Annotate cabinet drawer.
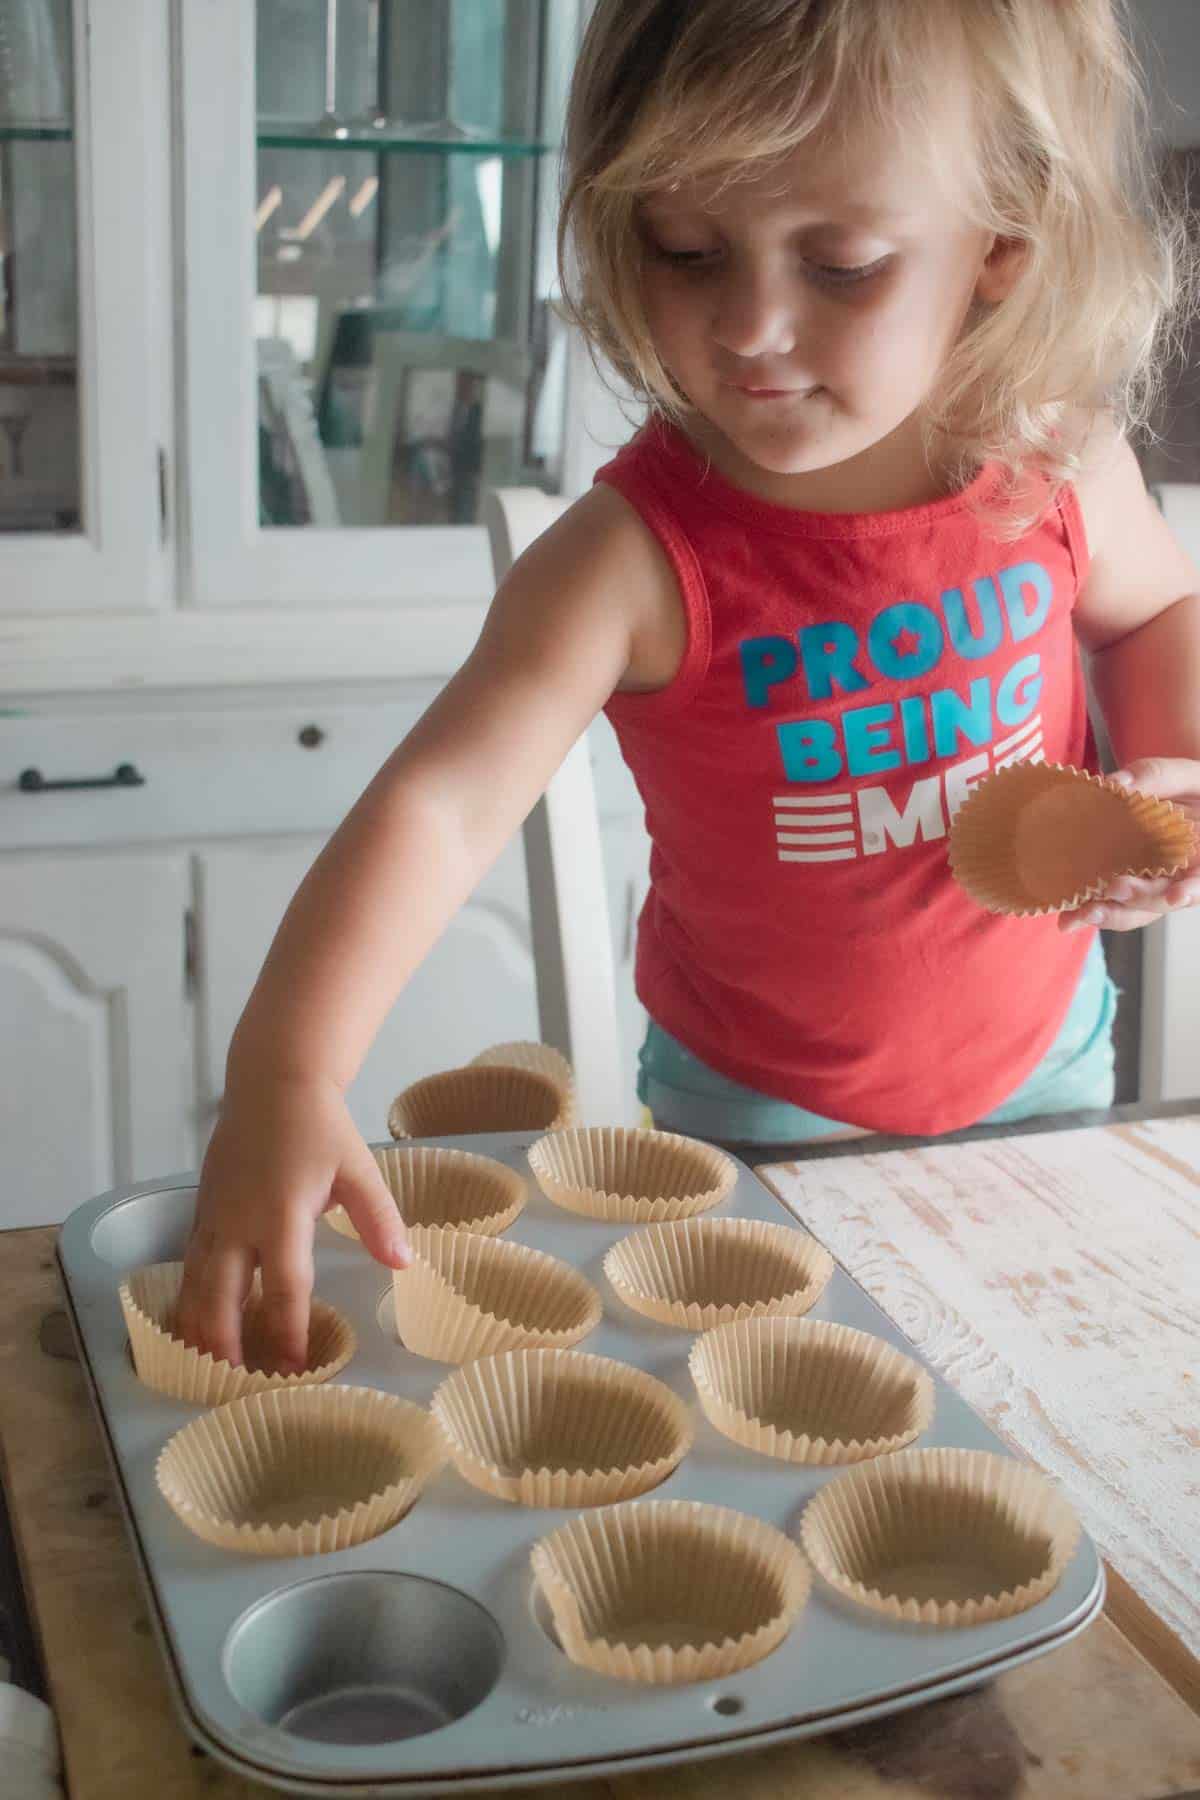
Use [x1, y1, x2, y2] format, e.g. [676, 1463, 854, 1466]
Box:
[0, 693, 438, 850]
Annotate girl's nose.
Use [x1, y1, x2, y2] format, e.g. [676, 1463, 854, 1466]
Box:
[708, 261, 799, 360]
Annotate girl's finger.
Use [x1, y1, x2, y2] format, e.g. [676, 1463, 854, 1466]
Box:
[256, 1217, 317, 1375]
[1110, 758, 1200, 801]
[333, 1138, 412, 1272]
[176, 1240, 255, 1368]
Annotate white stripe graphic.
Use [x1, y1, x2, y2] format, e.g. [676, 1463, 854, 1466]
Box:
[995, 729, 1045, 769]
[772, 792, 851, 807]
[993, 715, 1043, 757]
[775, 829, 857, 846]
[771, 810, 854, 828]
[778, 847, 857, 862]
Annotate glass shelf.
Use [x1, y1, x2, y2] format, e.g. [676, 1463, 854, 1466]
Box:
[0, 124, 71, 143]
[257, 120, 552, 155]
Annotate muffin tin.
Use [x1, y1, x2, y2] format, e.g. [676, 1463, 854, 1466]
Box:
[57, 1131, 1104, 1796]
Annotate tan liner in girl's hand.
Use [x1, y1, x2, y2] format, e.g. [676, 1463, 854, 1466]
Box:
[471, 1041, 577, 1126]
[800, 1447, 1081, 1626]
[387, 1064, 570, 1140]
[690, 1317, 934, 1465]
[949, 761, 1196, 915]
[120, 1261, 355, 1405]
[392, 1225, 602, 1363]
[605, 1218, 834, 1331]
[531, 1499, 811, 1685]
[324, 1144, 526, 1243]
[156, 1384, 445, 1557]
[431, 1348, 692, 1507]
[527, 1126, 737, 1224]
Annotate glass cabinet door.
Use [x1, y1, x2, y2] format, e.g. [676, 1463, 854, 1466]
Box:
[182, 0, 587, 611]
[0, 0, 170, 616]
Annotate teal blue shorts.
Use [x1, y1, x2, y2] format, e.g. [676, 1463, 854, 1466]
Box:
[638, 935, 1117, 1145]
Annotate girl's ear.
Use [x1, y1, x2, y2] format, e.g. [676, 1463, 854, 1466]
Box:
[975, 235, 1026, 304]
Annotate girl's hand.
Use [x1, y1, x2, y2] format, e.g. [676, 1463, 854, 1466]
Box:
[1059, 757, 1200, 933]
[174, 1072, 411, 1374]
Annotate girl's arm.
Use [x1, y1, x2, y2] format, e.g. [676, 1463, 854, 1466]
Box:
[176, 484, 683, 1370]
[1068, 429, 1200, 932]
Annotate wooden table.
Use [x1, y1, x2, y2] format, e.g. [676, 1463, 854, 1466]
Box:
[1, 1115, 1200, 1797]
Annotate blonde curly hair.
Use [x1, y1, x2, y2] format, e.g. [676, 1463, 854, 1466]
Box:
[558, 0, 1194, 519]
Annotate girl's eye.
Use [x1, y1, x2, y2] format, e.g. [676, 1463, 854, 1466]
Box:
[651, 245, 717, 269]
[806, 256, 890, 287]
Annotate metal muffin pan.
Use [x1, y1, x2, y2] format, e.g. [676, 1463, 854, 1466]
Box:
[57, 1131, 1104, 1796]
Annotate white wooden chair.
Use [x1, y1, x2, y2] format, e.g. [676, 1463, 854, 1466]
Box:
[483, 487, 629, 1126]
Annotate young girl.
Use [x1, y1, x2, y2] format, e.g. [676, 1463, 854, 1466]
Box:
[179, 0, 1200, 1372]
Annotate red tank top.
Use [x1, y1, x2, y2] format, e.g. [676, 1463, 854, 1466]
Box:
[597, 419, 1097, 1135]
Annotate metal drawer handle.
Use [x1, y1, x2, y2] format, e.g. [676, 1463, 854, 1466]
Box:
[17, 761, 147, 794]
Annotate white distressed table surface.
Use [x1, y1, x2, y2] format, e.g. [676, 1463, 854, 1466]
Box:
[758, 1114, 1200, 1712]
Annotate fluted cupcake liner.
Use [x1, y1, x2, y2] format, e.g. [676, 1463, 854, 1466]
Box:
[120, 1261, 355, 1405]
[387, 1064, 570, 1140]
[689, 1317, 934, 1465]
[949, 761, 1196, 916]
[155, 1384, 445, 1557]
[605, 1218, 834, 1331]
[324, 1144, 526, 1243]
[531, 1499, 811, 1684]
[800, 1447, 1081, 1626]
[431, 1348, 692, 1507]
[528, 1126, 737, 1224]
[392, 1225, 602, 1363]
[471, 1041, 577, 1126]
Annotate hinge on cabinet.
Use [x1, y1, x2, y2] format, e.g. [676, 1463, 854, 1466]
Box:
[157, 446, 169, 544]
[183, 908, 198, 999]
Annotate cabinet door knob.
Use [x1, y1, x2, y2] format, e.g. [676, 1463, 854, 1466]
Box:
[298, 724, 325, 749]
[17, 762, 147, 793]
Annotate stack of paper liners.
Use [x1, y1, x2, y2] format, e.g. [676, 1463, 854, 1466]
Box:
[800, 1447, 1081, 1626]
[120, 1261, 355, 1405]
[393, 1225, 602, 1362]
[432, 1348, 692, 1506]
[528, 1126, 737, 1224]
[387, 1063, 570, 1139]
[605, 1218, 834, 1330]
[532, 1500, 811, 1685]
[325, 1143, 525, 1243]
[470, 1040, 577, 1126]
[690, 1317, 934, 1465]
[156, 1385, 444, 1557]
[949, 762, 1196, 914]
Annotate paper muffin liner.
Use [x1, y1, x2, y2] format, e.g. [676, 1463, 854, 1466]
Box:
[949, 761, 1196, 915]
[155, 1384, 445, 1557]
[604, 1218, 834, 1331]
[431, 1348, 693, 1507]
[527, 1127, 737, 1224]
[689, 1317, 934, 1465]
[799, 1447, 1082, 1626]
[387, 1064, 570, 1140]
[531, 1499, 811, 1685]
[392, 1225, 602, 1363]
[471, 1041, 577, 1126]
[324, 1144, 526, 1243]
[119, 1262, 355, 1405]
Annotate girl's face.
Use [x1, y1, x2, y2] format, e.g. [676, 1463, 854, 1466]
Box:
[637, 113, 1010, 508]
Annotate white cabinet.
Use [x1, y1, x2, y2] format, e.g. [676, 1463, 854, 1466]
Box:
[0, 848, 191, 1226]
[196, 835, 540, 1153]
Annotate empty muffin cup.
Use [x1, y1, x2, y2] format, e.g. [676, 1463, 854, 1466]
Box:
[120, 1261, 355, 1405]
[156, 1384, 445, 1557]
[431, 1348, 693, 1507]
[527, 1126, 737, 1224]
[471, 1041, 577, 1126]
[531, 1499, 811, 1685]
[605, 1218, 834, 1331]
[690, 1317, 934, 1465]
[392, 1226, 602, 1363]
[949, 761, 1196, 915]
[324, 1144, 526, 1243]
[800, 1447, 1082, 1626]
[387, 1065, 570, 1140]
